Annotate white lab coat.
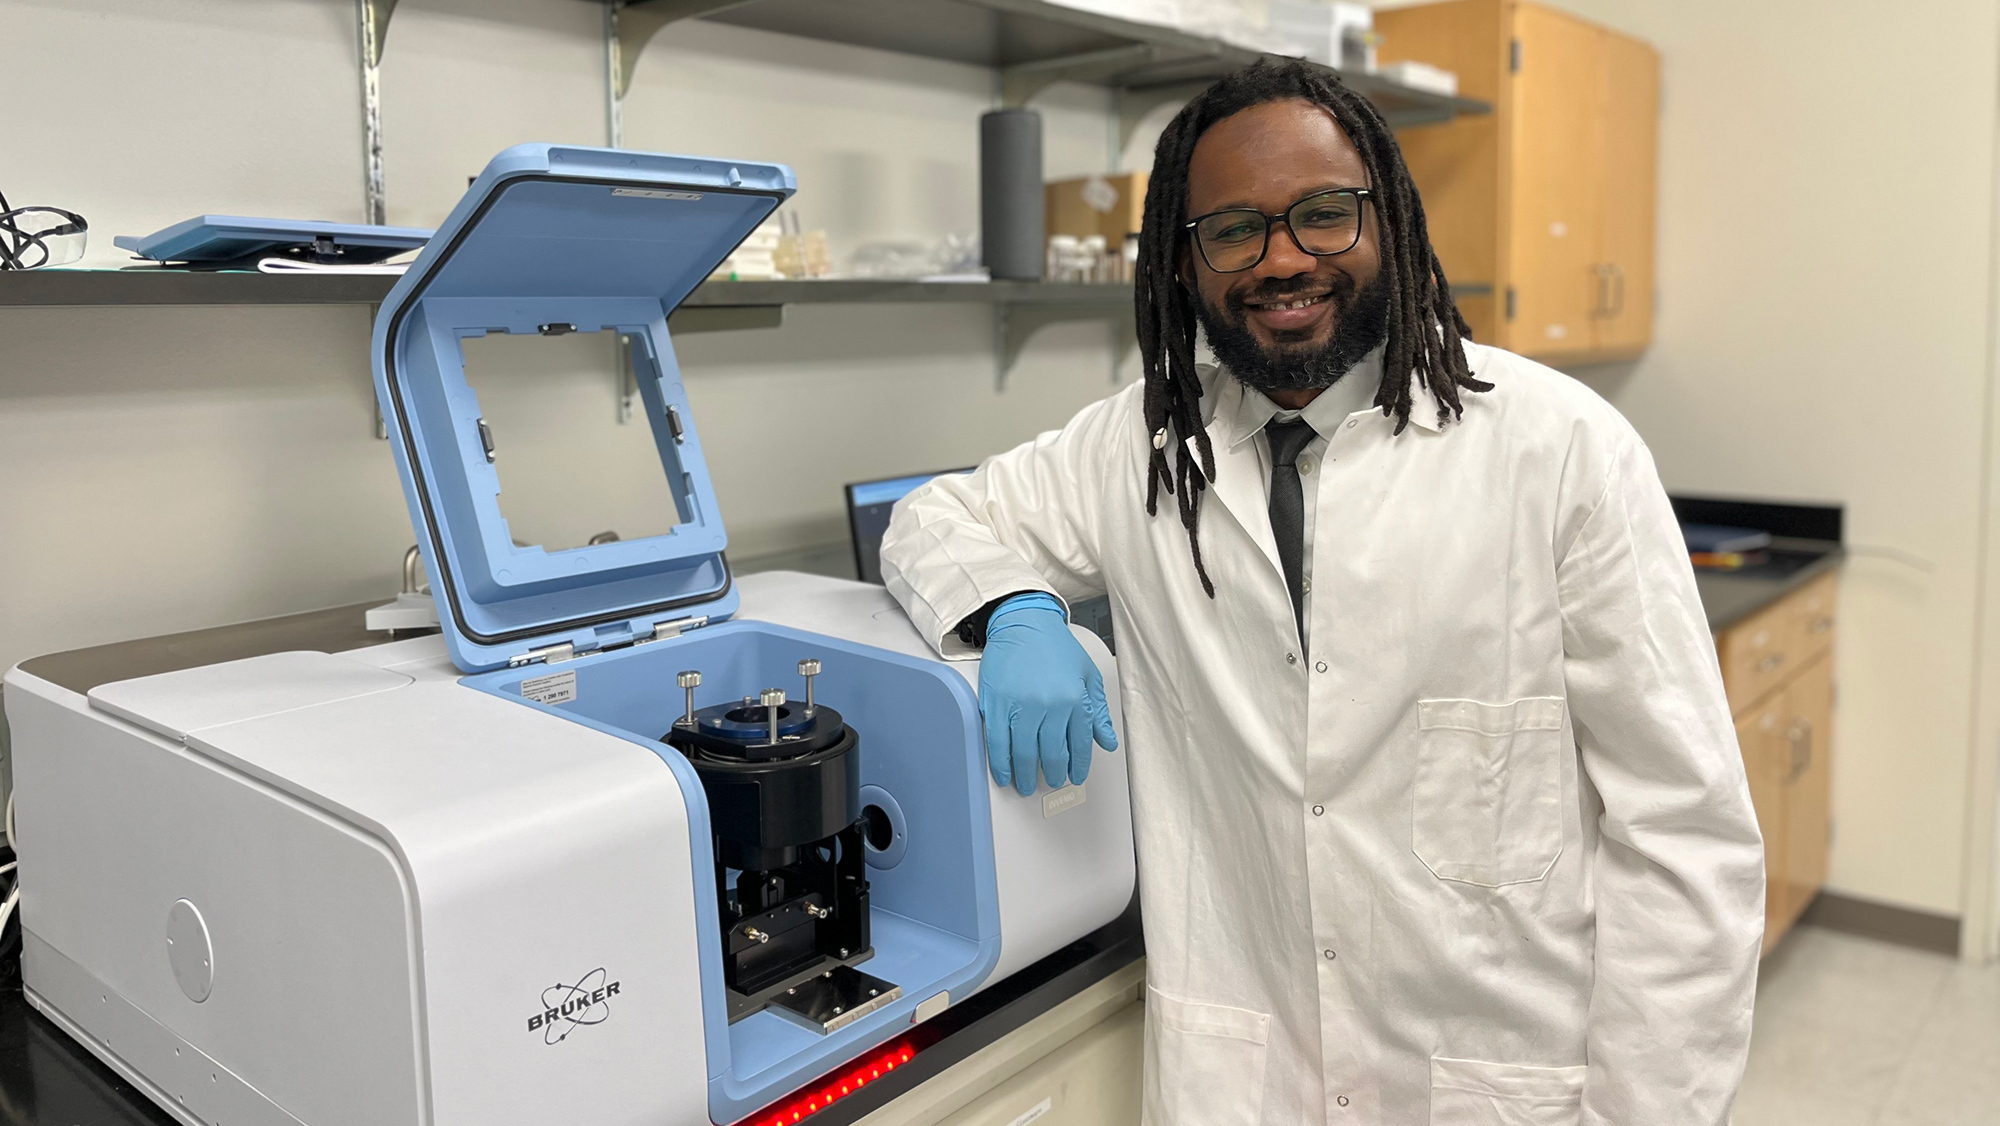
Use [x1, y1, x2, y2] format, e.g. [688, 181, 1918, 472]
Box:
[879, 342, 1764, 1126]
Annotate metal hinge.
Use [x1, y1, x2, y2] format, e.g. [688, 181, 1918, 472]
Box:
[508, 614, 709, 667]
[1510, 38, 1521, 73]
[1505, 286, 1518, 320]
[509, 641, 576, 668]
[641, 615, 710, 643]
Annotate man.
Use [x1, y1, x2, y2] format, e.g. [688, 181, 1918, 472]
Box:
[880, 60, 1763, 1125]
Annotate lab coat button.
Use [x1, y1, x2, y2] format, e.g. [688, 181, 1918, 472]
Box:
[1323, 949, 1336, 960]
[1287, 653, 1298, 665]
[1345, 419, 1358, 429]
[1338, 1096, 1350, 1107]
[1315, 661, 1327, 672]
[1313, 805, 1325, 816]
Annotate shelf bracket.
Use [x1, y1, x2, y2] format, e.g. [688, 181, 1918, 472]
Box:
[1115, 80, 1210, 155]
[611, 0, 763, 102]
[995, 303, 1136, 390]
[1000, 43, 1163, 107]
[616, 332, 637, 423]
[356, 0, 397, 225]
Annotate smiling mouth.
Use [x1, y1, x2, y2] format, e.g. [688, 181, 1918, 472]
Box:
[1244, 293, 1331, 311]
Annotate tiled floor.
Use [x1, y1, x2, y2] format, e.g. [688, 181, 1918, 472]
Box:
[1733, 927, 2000, 1125]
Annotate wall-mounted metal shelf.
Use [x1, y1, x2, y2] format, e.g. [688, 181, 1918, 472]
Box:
[360, 0, 1491, 154]
[0, 270, 1123, 310]
[3, 268, 1493, 389]
[0, 271, 1133, 382]
[603, 0, 1489, 150]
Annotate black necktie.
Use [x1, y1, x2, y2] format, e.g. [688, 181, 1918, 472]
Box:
[1265, 417, 1317, 643]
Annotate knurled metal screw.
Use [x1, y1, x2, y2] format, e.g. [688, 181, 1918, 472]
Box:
[798, 658, 821, 714]
[677, 670, 701, 726]
[760, 688, 786, 742]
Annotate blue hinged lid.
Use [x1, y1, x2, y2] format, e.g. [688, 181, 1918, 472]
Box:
[370, 143, 795, 673]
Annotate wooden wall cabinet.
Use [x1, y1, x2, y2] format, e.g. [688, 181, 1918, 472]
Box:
[1714, 572, 1839, 953]
[1374, 0, 1658, 364]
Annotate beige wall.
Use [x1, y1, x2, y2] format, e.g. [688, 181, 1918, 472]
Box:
[1373, 0, 2000, 918]
[11, 0, 1999, 927]
[0, 0, 1131, 684]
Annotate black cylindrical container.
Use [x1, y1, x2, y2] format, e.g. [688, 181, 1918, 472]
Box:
[980, 108, 1044, 281]
[667, 705, 860, 872]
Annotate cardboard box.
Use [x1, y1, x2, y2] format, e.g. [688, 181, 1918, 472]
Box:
[1047, 172, 1150, 245]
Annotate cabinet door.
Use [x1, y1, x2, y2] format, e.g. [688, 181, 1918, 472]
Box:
[1781, 655, 1834, 934]
[1507, 3, 1604, 359]
[1373, 0, 1510, 342]
[1734, 696, 1789, 953]
[1592, 31, 1658, 356]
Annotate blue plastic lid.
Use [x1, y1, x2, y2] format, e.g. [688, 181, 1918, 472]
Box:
[115, 215, 434, 263]
[370, 143, 796, 672]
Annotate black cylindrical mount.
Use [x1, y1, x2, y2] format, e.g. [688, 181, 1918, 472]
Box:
[667, 706, 860, 872]
[981, 108, 1044, 281]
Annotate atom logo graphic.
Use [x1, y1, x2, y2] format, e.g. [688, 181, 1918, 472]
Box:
[527, 968, 621, 1044]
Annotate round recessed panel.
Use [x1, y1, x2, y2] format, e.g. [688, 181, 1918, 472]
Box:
[166, 899, 214, 1003]
[858, 784, 909, 870]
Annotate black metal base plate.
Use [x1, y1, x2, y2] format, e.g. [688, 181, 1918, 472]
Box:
[767, 964, 902, 1036]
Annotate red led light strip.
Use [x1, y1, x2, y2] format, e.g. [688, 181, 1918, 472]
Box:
[746, 1040, 919, 1126]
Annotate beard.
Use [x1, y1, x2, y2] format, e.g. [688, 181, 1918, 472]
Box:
[1195, 272, 1391, 395]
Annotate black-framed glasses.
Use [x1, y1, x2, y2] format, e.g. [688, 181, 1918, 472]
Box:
[1184, 187, 1372, 274]
[0, 189, 89, 271]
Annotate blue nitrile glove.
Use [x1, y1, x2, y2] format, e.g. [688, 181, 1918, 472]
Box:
[979, 592, 1119, 795]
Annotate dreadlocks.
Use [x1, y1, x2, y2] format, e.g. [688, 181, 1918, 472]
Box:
[1135, 57, 1490, 597]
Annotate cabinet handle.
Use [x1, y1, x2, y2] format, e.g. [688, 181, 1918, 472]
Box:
[1787, 719, 1813, 781]
[1592, 264, 1615, 317]
[1609, 263, 1626, 318]
[1755, 654, 1786, 673]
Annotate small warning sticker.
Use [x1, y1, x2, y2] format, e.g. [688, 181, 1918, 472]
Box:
[1005, 1097, 1053, 1126]
[1042, 783, 1087, 819]
[521, 669, 577, 705]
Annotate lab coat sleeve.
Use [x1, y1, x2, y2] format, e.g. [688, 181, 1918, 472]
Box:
[1555, 434, 1764, 1126]
[878, 388, 1132, 659]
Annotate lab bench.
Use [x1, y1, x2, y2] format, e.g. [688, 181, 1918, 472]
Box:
[1677, 494, 1845, 956]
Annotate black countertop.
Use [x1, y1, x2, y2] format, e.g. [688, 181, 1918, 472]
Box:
[1693, 539, 1844, 633]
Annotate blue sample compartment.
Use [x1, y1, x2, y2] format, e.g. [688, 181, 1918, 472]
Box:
[469, 625, 998, 1115]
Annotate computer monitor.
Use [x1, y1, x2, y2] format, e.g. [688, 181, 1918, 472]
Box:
[844, 468, 973, 585]
[843, 467, 1116, 654]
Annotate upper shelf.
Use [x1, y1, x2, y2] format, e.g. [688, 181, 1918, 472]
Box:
[617, 0, 1489, 128]
[0, 270, 1491, 310]
[0, 271, 1136, 310]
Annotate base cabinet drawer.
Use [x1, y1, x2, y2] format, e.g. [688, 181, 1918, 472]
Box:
[1719, 600, 1796, 713]
[1717, 572, 1838, 955]
[938, 1002, 1142, 1126]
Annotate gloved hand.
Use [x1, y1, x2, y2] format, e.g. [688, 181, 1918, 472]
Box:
[978, 592, 1118, 795]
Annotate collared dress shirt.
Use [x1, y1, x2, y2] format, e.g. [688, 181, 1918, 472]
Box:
[1230, 348, 1388, 654]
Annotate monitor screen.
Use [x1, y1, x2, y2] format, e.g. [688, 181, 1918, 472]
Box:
[845, 468, 973, 585]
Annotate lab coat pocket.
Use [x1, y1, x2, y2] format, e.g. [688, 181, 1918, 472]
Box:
[1428, 1056, 1586, 1126]
[1143, 987, 1270, 1126]
[1412, 697, 1566, 886]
